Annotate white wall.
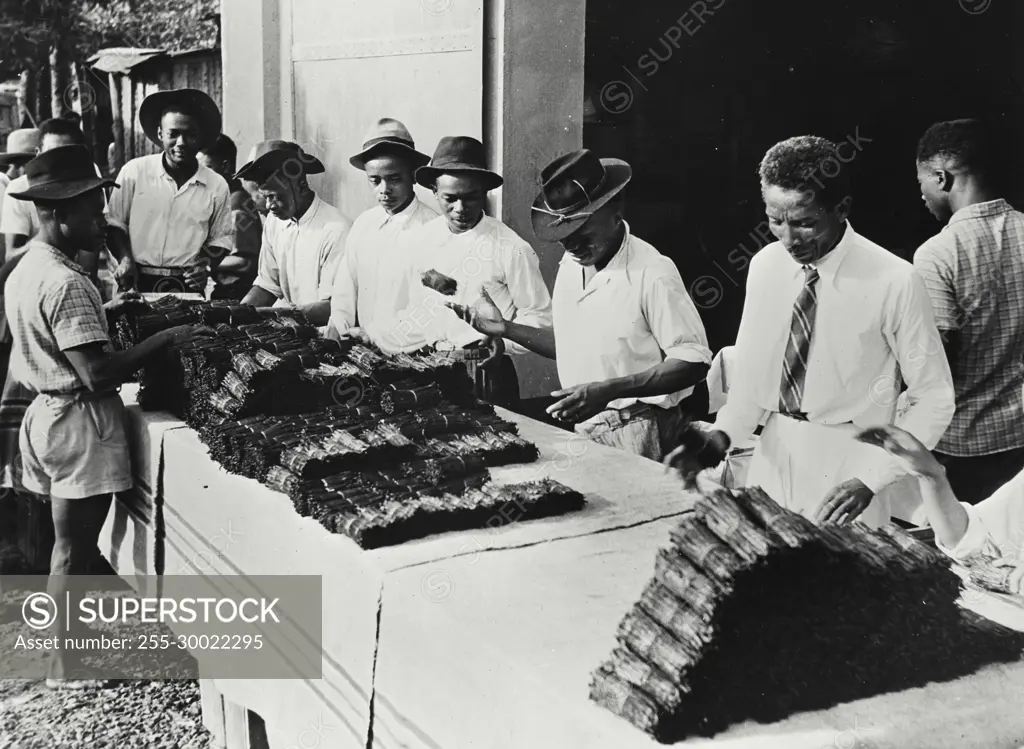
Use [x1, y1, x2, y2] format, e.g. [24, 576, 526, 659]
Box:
[220, 0, 588, 399]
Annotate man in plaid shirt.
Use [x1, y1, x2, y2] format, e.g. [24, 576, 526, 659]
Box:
[5, 145, 213, 688]
[914, 119, 1024, 504]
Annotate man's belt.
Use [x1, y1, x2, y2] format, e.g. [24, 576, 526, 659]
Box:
[136, 264, 187, 277]
[432, 346, 491, 362]
[39, 389, 120, 402]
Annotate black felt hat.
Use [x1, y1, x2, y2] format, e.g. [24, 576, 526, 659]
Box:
[139, 88, 222, 148]
[414, 136, 502, 191]
[7, 145, 117, 203]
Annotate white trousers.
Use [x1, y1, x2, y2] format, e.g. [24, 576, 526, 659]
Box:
[745, 413, 892, 528]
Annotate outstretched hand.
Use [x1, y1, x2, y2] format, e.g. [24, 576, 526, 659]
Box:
[445, 286, 507, 338]
[854, 425, 945, 480]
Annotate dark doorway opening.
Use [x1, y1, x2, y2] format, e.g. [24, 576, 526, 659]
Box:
[584, 0, 1019, 352]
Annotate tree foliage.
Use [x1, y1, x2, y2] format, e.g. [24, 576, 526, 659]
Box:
[0, 0, 220, 79]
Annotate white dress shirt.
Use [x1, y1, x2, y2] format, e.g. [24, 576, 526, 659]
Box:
[553, 223, 712, 410]
[400, 215, 553, 354]
[255, 194, 350, 308]
[105, 153, 232, 268]
[937, 469, 1024, 562]
[715, 223, 955, 493]
[328, 197, 438, 350]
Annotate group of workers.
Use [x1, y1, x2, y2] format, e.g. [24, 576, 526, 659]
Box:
[1, 87, 1023, 687]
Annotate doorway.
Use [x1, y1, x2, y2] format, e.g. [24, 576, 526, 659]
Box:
[584, 0, 1019, 351]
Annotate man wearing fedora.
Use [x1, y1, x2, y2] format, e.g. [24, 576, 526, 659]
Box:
[401, 135, 552, 408]
[238, 140, 350, 327]
[5, 145, 213, 687]
[328, 118, 438, 350]
[105, 88, 233, 294]
[448, 149, 712, 461]
[0, 129, 41, 228]
[0, 128, 41, 377]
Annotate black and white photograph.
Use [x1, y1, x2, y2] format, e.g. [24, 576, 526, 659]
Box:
[0, 0, 1023, 747]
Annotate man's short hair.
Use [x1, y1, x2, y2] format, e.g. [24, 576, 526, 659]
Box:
[759, 135, 851, 209]
[38, 117, 86, 146]
[917, 119, 999, 181]
[200, 133, 237, 170]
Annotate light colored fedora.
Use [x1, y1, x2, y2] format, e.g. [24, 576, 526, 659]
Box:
[349, 118, 431, 171]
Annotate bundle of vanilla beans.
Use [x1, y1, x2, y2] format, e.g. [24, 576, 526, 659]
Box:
[590, 486, 1024, 742]
[110, 300, 587, 547]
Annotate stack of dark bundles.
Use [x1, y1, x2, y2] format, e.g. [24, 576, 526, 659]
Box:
[299, 476, 586, 549]
[590, 486, 1024, 742]
[114, 300, 588, 548]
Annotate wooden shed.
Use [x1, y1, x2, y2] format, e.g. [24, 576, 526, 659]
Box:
[87, 46, 222, 174]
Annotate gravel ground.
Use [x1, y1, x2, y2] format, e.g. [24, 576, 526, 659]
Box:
[0, 557, 214, 749]
[0, 678, 212, 749]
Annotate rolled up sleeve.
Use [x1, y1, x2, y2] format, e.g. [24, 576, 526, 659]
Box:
[937, 471, 1024, 560]
[254, 224, 283, 299]
[501, 239, 553, 355]
[47, 283, 108, 351]
[104, 163, 134, 233]
[644, 263, 713, 366]
[205, 182, 234, 253]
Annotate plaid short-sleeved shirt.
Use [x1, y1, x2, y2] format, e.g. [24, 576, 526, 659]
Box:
[913, 199, 1024, 456]
[5, 242, 110, 394]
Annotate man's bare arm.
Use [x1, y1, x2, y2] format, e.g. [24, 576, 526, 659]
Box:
[63, 325, 213, 392]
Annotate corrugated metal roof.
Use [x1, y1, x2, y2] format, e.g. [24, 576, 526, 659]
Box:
[88, 48, 165, 75]
[88, 46, 221, 75]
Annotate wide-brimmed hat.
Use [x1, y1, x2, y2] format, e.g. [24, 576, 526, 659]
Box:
[531, 149, 632, 241]
[139, 88, 222, 148]
[349, 118, 431, 171]
[7, 145, 117, 203]
[415, 136, 502, 191]
[0, 129, 41, 168]
[233, 140, 325, 184]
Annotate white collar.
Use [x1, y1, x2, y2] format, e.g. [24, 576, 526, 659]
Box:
[378, 196, 420, 229]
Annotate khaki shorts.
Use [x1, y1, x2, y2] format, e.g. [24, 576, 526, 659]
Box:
[19, 392, 133, 499]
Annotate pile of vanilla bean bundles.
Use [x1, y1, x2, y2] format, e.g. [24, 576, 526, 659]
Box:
[590, 487, 1024, 742]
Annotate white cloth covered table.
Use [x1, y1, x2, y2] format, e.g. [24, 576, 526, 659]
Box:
[101, 388, 1024, 749]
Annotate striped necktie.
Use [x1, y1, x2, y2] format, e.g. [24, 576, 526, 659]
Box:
[779, 265, 820, 416]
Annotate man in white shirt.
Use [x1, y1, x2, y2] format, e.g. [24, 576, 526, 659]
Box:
[0, 128, 41, 254]
[0, 128, 41, 379]
[105, 88, 232, 294]
[401, 136, 552, 408]
[328, 118, 437, 349]
[238, 140, 350, 326]
[448, 149, 712, 461]
[666, 136, 955, 527]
